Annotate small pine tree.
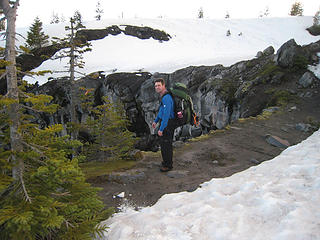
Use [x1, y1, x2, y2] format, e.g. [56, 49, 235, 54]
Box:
[25, 17, 49, 49]
[290, 2, 304, 16]
[95, 0, 104, 21]
[0, 19, 5, 31]
[73, 10, 84, 29]
[198, 7, 204, 19]
[226, 29, 231, 36]
[51, 17, 92, 140]
[225, 12, 230, 19]
[80, 89, 137, 162]
[313, 8, 320, 26]
[50, 12, 60, 24]
[0, 83, 112, 239]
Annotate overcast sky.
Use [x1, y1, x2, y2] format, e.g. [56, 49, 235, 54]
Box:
[17, 0, 319, 28]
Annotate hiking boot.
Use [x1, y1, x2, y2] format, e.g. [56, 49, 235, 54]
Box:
[160, 166, 173, 172]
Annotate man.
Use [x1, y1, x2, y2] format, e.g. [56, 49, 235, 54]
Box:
[152, 78, 176, 172]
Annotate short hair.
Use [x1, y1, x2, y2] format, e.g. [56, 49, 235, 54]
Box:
[154, 78, 165, 85]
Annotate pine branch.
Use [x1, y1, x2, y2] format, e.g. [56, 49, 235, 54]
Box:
[19, 168, 31, 203]
[65, 220, 75, 229]
[0, 70, 7, 80]
[51, 191, 71, 197]
[18, 89, 31, 98]
[21, 104, 43, 113]
[21, 140, 46, 157]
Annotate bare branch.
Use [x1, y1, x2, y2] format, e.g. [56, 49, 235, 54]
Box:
[51, 191, 71, 197]
[0, 70, 7, 80]
[21, 140, 46, 156]
[21, 104, 42, 113]
[19, 169, 31, 203]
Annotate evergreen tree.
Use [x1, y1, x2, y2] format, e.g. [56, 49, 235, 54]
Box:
[198, 7, 204, 19]
[73, 10, 84, 29]
[50, 12, 60, 24]
[0, 2, 111, 238]
[80, 88, 137, 161]
[290, 2, 303, 16]
[51, 17, 91, 140]
[313, 8, 320, 26]
[0, 19, 5, 31]
[0, 87, 112, 239]
[225, 12, 230, 19]
[26, 17, 49, 49]
[95, 0, 104, 21]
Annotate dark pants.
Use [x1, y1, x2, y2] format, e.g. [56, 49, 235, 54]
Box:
[160, 119, 176, 168]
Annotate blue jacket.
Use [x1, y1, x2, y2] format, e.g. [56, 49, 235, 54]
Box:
[154, 93, 175, 132]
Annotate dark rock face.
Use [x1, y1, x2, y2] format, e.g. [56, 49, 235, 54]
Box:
[276, 39, 302, 68]
[3, 38, 319, 151]
[76, 24, 171, 42]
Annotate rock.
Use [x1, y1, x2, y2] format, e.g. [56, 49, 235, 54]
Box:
[262, 107, 280, 113]
[250, 158, 260, 164]
[256, 51, 263, 58]
[108, 169, 147, 183]
[166, 170, 189, 178]
[295, 123, 312, 132]
[298, 71, 316, 88]
[276, 39, 301, 68]
[263, 46, 275, 56]
[265, 134, 290, 148]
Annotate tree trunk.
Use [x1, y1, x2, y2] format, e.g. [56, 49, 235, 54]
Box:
[0, 0, 22, 180]
[69, 18, 78, 140]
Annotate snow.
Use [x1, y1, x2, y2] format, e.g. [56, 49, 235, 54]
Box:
[102, 129, 320, 240]
[14, 16, 319, 85]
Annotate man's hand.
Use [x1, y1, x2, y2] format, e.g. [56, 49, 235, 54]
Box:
[158, 130, 163, 136]
[152, 122, 157, 129]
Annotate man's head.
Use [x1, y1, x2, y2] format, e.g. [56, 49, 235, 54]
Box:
[154, 78, 167, 96]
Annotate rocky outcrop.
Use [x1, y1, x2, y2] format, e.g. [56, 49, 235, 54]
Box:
[76, 25, 171, 42]
[19, 39, 320, 151]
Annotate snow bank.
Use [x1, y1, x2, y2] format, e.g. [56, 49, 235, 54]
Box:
[102, 129, 320, 240]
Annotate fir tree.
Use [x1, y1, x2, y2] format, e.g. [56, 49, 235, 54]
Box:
[73, 10, 84, 29]
[0, 88, 112, 239]
[95, 0, 104, 21]
[290, 2, 303, 16]
[50, 12, 60, 24]
[0, 2, 111, 237]
[51, 17, 92, 140]
[26, 17, 49, 49]
[80, 88, 137, 162]
[313, 8, 320, 26]
[198, 7, 204, 19]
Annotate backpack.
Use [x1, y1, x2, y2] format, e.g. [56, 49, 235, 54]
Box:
[165, 82, 199, 127]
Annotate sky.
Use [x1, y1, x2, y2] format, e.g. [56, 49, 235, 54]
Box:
[17, 0, 320, 28]
[101, 129, 320, 239]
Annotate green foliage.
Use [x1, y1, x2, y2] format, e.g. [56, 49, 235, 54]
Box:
[51, 17, 91, 73]
[265, 89, 298, 107]
[26, 17, 50, 49]
[290, 2, 303, 16]
[0, 91, 111, 239]
[80, 88, 138, 162]
[292, 55, 308, 71]
[258, 63, 282, 78]
[80, 160, 137, 180]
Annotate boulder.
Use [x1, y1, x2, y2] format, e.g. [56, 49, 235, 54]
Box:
[298, 71, 316, 88]
[276, 39, 301, 68]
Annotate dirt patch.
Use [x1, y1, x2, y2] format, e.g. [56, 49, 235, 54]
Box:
[91, 90, 320, 211]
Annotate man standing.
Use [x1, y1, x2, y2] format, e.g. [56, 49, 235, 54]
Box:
[152, 78, 176, 172]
